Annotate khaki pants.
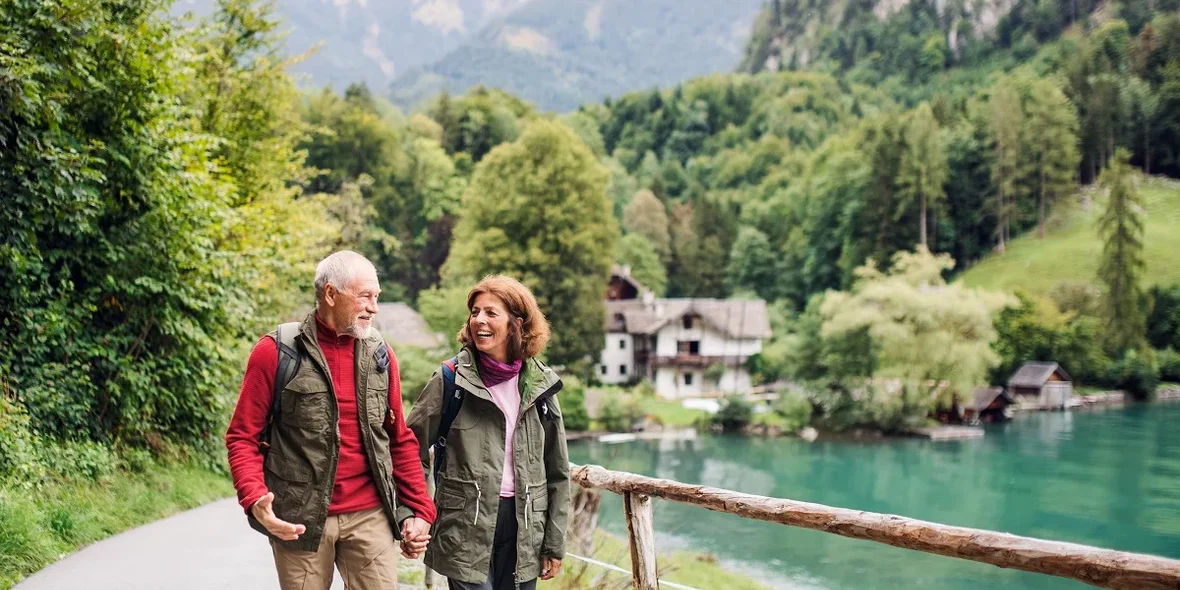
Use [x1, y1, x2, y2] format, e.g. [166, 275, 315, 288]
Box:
[271, 507, 399, 590]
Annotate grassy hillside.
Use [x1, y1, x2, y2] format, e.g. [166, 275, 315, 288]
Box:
[959, 177, 1180, 294]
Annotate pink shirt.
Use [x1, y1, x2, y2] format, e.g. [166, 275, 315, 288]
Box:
[487, 375, 521, 497]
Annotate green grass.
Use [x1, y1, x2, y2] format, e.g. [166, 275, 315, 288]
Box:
[636, 396, 710, 429]
[959, 177, 1180, 295]
[554, 529, 771, 590]
[0, 465, 232, 590]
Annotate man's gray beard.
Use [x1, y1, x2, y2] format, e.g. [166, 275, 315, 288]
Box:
[345, 322, 372, 339]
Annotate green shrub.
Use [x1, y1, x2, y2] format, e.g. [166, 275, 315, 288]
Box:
[712, 395, 753, 433]
[558, 377, 591, 432]
[772, 392, 813, 433]
[0, 396, 43, 483]
[1109, 349, 1160, 401]
[393, 344, 446, 404]
[599, 393, 643, 432]
[1158, 348, 1180, 383]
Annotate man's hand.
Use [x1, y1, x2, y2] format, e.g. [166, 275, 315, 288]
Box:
[540, 556, 562, 580]
[399, 517, 432, 559]
[250, 492, 307, 541]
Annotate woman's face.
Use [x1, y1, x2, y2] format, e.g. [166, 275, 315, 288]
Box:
[469, 292, 512, 362]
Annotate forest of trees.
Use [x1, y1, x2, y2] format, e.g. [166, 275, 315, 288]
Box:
[6, 0, 1180, 483]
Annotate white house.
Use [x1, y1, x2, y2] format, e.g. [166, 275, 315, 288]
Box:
[599, 266, 772, 399]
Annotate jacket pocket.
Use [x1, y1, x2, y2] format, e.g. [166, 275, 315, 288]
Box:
[264, 460, 313, 524]
[280, 377, 330, 430]
[432, 476, 480, 565]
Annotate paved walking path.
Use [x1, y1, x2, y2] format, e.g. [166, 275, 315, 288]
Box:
[13, 498, 425, 590]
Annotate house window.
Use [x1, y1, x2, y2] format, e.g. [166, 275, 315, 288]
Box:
[684, 373, 694, 386]
[614, 313, 625, 324]
[619, 338, 626, 349]
[619, 365, 627, 375]
[682, 315, 695, 329]
[600, 364, 608, 375]
[677, 340, 701, 355]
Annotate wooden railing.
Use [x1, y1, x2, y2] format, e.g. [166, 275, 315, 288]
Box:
[569, 464, 1180, 590]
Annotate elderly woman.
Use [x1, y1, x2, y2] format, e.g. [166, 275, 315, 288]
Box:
[407, 275, 570, 590]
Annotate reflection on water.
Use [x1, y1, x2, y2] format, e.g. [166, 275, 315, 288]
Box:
[567, 404, 1180, 590]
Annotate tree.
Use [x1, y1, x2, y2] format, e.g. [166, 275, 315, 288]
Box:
[897, 102, 948, 247]
[989, 80, 1024, 252]
[617, 234, 667, 296]
[1024, 79, 1080, 239]
[820, 248, 1012, 429]
[1097, 150, 1148, 352]
[622, 189, 671, 261]
[0, 0, 333, 444]
[726, 227, 779, 300]
[446, 121, 617, 365]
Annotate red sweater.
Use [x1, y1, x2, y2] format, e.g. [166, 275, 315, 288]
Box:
[225, 319, 435, 523]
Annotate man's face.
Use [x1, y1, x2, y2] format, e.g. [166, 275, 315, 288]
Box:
[327, 267, 380, 338]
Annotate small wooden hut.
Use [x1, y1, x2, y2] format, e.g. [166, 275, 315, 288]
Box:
[963, 387, 1015, 424]
[1008, 362, 1073, 409]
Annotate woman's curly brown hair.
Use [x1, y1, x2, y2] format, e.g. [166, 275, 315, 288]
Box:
[456, 275, 550, 360]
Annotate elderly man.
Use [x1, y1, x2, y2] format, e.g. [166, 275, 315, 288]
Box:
[226, 250, 434, 590]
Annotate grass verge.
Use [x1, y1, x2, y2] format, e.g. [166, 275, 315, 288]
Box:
[0, 465, 232, 590]
[554, 529, 771, 590]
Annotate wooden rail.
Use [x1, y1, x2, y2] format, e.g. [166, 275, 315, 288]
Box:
[570, 464, 1180, 590]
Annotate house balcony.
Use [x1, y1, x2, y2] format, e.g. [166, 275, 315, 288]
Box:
[650, 354, 750, 369]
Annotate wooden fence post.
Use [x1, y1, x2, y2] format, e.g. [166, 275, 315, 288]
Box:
[624, 491, 659, 590]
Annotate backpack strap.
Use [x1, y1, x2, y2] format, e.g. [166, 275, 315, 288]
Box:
[430, 356, 462, 479]
[260, 322, 302, 453]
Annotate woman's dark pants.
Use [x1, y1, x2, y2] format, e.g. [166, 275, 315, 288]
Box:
[447, 498, 537, 590]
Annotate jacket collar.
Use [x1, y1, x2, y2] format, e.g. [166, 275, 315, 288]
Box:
[452, 347, 562, 409]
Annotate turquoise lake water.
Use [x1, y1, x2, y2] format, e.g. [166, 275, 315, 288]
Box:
[566, 403, 1180, 589]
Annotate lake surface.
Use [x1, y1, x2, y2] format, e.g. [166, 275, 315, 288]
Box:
[567, 403, 1180, 589]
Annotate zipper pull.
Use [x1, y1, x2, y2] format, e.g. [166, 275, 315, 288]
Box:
[473, 482, 481, 525]
[526, 490, 531, 530]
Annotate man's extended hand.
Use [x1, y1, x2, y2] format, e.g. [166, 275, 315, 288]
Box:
[251, 492, 307, 541]
[541, 556, 562, 580]
[399, 517, 432, 559]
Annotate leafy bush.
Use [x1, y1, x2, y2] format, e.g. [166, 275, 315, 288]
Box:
[1148, 284, 1180, 351]
[712, 395, 753, 433]
[598, 393, 644, 432]
[1158, 348, 1180, 383]
[394, 344, 445, 405]
[772, 392, 814, 433]
[558, 377, 591, 432]
[1108, 349, 1160, 401]
[703, 363, 726, 384]
[0, 396, 42, 483]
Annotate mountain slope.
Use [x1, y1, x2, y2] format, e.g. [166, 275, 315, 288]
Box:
[389, 0, 765, 112]
[959, 178, 1180, 294]
[174, 0, 532, 90]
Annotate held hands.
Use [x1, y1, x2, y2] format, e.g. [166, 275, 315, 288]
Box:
[251, 492, 307, 541]
[541, 556, 562, 580]
[400, 517, 432, 559]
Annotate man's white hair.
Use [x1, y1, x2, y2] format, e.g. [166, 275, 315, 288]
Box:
[314, 251, 376, 302]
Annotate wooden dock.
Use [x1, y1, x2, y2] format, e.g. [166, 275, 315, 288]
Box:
[909, 425, 985, 440]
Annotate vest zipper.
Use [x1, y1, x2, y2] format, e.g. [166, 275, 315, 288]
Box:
[525, 489, 531, 530]
[473, 481, 482, 525]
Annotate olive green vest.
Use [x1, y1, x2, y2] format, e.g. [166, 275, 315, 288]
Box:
[248, 312, 410, 551]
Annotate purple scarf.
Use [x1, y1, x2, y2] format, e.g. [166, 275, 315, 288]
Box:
[478, 353, 522, 387]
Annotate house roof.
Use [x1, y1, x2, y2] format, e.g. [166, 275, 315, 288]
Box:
[373, 302, 446, 349]
[604, 298, 772, 339]
[610, 263, 649, 295]
[968, 386, 1014, 411]
[1008, 362, 1071, 388]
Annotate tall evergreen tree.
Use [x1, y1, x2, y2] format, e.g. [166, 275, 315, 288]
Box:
[1097, 150, 1147, 352]
[989, 81, 1024, 252]
[898, 102, 948, 248]
[622, 189, 671, 261]
[1025, 79, 1081, 239]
